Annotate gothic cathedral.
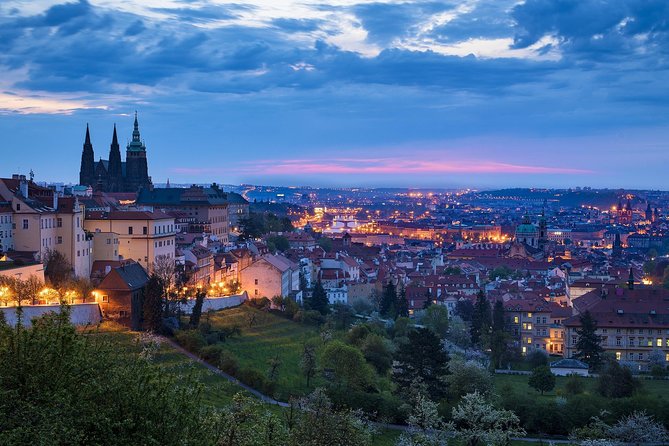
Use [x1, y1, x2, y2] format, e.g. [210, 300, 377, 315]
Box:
[79, 112, 152, 193]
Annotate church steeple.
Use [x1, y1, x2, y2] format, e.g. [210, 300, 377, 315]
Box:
[107, 124, 123, 192]
[79, 124, 95, 186]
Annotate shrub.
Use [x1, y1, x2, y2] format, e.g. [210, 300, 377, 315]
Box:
[526, 349, 548, 368]
[564, 373, 585, 395]
[294, 310, 325, 326]
[199, 344, 224, 363]
[174, 329, 206, 354]
[248, 297, 271, 310]
[219, 349, 239, 376]
[237, 367, 274, 395]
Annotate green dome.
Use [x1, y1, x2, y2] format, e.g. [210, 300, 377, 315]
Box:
[516, 223, 538, 235]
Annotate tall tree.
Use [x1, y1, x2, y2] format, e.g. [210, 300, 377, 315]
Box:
[489, 300, 509, 368]
[380, 281, 396, 318]
[470, 291, 491, 347]
[393, 328, 450, 399]
[574, 310, 604, 370]
[143, 274, 164, 332]
[310, 280, 330, 315]
[422, 305, 449, 339]
[396, 284, 409, 319]
[188, 288, 207, 328]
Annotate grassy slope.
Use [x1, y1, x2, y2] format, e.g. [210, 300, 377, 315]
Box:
[205, 305, 324, 400]
[87, 324, 244, 407]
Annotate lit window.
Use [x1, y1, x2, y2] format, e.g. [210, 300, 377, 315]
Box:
[527, 337, 532, 344]
[513, 316, 519, 324]
[616, 352, 621, 360]
[657, 338, 663, 347]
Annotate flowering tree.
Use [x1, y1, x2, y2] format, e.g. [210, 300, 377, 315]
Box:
[396, 393, 451, 446]
[449, 391, 525, 446]
[608, 411, 669, 443]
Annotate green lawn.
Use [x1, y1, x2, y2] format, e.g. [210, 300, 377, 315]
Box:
[87, 327, 245, 408]
[494, 372, 669, 401]
[205, 305, 324, 400]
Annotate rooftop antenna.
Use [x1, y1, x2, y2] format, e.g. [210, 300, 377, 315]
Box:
[29, 169, 35, 181]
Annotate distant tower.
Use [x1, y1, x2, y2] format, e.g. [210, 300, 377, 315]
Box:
[646, 203, 653, 222]
[627, 267, 634, 290]
[612, 232, 622, 257]
[79, 124, 96, 186]
[107, 124, 123, 192]
[654, 207, 660, 222]
[538, 207, 548, 251]
[124, 112, 152, 192]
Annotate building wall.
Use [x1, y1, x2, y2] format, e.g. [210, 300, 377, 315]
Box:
[565, 326, 669, 366]
[0, 212, 13, 251]
[240, 260, 284, 299]
[85, 217, 175, 271]
[508, 310, 553, 355]
[92, 231, 120, 261]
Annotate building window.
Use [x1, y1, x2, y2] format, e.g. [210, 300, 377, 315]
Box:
[616, 351, 621, 360]
[254, 279, 258, 285]
[527, 312, 532, 318]
[57, 218, 62, 228]
[513, 316, 519, 324]
[254, 289, 258, 296]
[143, 226, 148, 235]
[16, 204, 20, 211]
[128, 226, 133, 235]
[23, 219, 28, 229]
[527, 337, 532, 344]
[57, 236, 62, 244]
[102, 295, 109, 302]
[657, 338, 663, 347]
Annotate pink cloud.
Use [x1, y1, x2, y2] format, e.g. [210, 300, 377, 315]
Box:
[171, 157, 592, 176]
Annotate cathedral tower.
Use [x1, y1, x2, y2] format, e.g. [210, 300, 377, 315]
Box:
[124, 112, 152, 192]
[79, 124, 95, 187]
[107, 124, 124, 192]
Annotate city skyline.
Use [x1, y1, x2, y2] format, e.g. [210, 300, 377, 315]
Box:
[1, 0, 668, 189]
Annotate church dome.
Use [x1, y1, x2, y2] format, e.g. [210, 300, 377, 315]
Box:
[516, 223, 538, 235]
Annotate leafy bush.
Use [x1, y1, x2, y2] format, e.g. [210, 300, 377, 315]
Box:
[199, 344, 224, 364]
[237, 367, 274, 395]
[565, 373, 585, 395]
[525, 349, 548, 368]
[174, 329, 206, 354]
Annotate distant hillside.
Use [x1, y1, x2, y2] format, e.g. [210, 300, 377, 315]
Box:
[471, 188, 626, 208]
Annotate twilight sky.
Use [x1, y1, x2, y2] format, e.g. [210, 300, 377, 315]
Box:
[0, 0, 668, 189]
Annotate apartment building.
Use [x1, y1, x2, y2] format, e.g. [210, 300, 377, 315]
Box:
[84, 210, 175, 271]
[564, 285, 669, 367]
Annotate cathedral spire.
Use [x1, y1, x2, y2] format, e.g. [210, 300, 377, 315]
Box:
[79, 123, 95, 186]
[132, 111, 141, 143]
[107, 123, 123, 192]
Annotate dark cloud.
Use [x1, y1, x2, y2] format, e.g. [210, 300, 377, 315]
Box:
[352, 1, 456, 44]
[512, 0, 669, 63]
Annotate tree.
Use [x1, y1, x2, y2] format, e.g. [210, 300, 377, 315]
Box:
[446, 315, 472, 349]
[329, 302, 355, 329]
[153, 254, 178, 317]
[321, 341, 374, 391]
[0, 308, 218, 445]
[470, 291, 491, 347]
[292, 388, 373, 446]
[395, 285, 409, 319]
[309, 280, 330, 315]
[446, 359, 494, 401]
[455, 299, 474, 322]
[422, 304, 449, 339]
[393, 328, 449, 399]
[380, 281, 396, 318]
[597, 359, 639, 398]
[266, 235, 290, 253]
[574, 310, 604, 370]
[143, 274, 164, 332]
[396, 393, 450, 446]
[266, 355, 282, 383]
[608, 411, 669, 443]
[188, 288, 206, 328]
[489, 300, 509, 369]
[43, 249, 73, 287]
[361, 334, 393, 374]
[300, 342, 318, 387]
[449, 391, 526, 446]
[317, 237, 333, 252]
[528, 365, 556, 395]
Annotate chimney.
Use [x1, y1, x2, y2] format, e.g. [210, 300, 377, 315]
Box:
[19, 176, 28, 198]
[53, 192, 58, 210]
